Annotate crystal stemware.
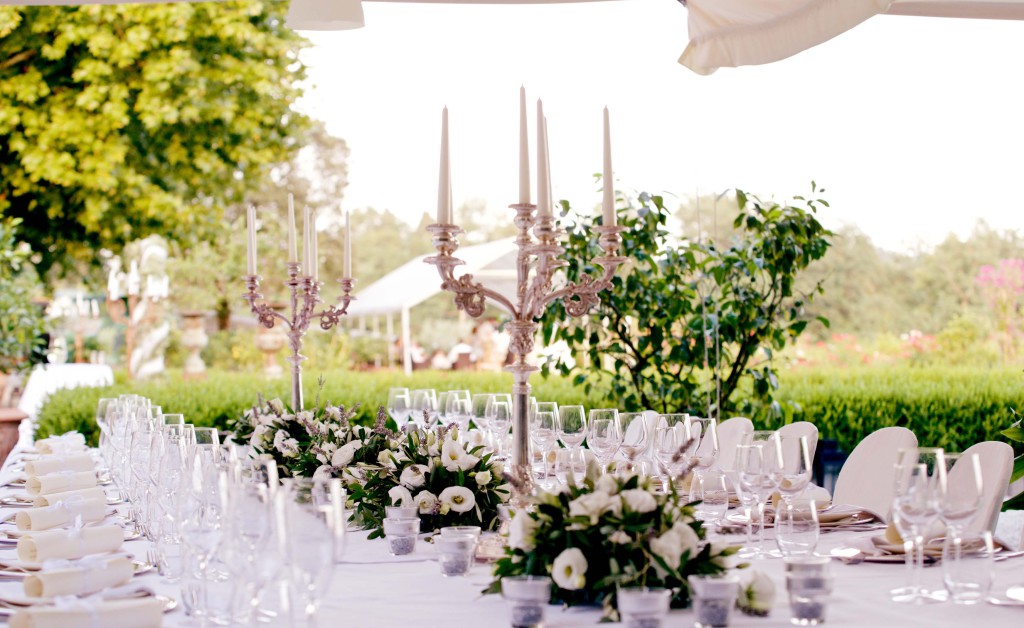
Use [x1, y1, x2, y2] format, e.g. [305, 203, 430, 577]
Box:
[387, 387, 412, 426]
[891, 447, 947, 604]
[586, 409, 622, 474]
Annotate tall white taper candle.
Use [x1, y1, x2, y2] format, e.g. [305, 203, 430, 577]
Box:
[302, 206, 311, 276]
[602, 107, 616, 227]
[247, 206, 257, 276]
[344, 210, 352, 278]
[287, 193, 298, 264]
[536, 99, 549, 218]
[310, 209, 319, 282]
[437, 107, 451, 224]
[519, 86, 530, 205]
[544, 115, 553, 215]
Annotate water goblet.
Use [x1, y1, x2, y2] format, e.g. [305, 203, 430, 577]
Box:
[587, 409, 622, 474]
[556, 405, 587, 482]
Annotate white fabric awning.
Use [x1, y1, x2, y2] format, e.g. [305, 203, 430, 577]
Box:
[679, 0, 1024, 75]
[345, 237, 518, 317]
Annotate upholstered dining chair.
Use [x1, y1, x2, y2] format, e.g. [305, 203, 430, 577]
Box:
[715, 416, 753, 472]
[777, 421, 819, 465]
[831, 426, 918, 522]
[953, 440, 1014, 535]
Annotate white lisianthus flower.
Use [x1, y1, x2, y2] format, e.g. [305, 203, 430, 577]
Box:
[313, 465, 333, 481]
[258, 413, 276, 427]
[741, 570, 776, 614]
[441, 440, 479, 472]
[400, 464, 430, 489]
[649, 530, 684, 578]
[475, 470, 492, 487]
[552, 548, 588, 591]
[438, 486, 476, 513]
[711, 540, 741, 569]
[332, 440, 362, 467]
[249, 424, 268, 448]
[620, 488, 658, 514]
[267, 398, 285, 415]
[273, 429, 289, 453]
[324, 405, 341, 421]
[568, 491, 618, 524]
[609, 530, 631, 544]
[596, 474, 618, 495]
[508, 511, 538, 551]
[465, 430, 486, 447]
[670, 521, 700, 558]
[296, 410, 314, 424]
[388, 486, 414, 507]
[281, 438, 299, 458]
[414, 490, 439, 514]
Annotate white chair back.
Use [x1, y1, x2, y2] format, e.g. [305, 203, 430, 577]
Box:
[777, 421, 819, 464]
[831, 426, 918, 522]
[715, 416, 753, 472]
[955, 441, 1013, 535]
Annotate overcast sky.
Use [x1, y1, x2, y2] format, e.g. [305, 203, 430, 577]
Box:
[297, 1, 1024, 253]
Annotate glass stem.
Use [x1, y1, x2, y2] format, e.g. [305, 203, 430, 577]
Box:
[756, 499, 767, 550]
[912, 533, 925, 596]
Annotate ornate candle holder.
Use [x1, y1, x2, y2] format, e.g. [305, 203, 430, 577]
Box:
[243, 263, 356, 411]
[426, 204, 626, 500]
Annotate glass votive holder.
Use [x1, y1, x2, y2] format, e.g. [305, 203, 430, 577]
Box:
[942, 530, 995, 604]
[785, 557, 833, 628]
[688, 574, 740, 628]
[617, 586, 672, 628]
[386, 505, 419, 519]
[437, 533, 476, 577]
[440, 525, 482, 543]
[383, 517, 420, 556]
[501, 575, 551, 628]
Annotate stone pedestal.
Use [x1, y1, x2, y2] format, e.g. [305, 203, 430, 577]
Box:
[255, 305, 287, 378]
[180, 312, 209, 380]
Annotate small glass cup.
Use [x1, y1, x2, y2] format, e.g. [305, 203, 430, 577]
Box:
[775, 500, 820, 558]
[386, 505, 418, 519]
[440, 525, 482, 543]
[501, 576, 551, 628]
[383, 517, 420, 556]
[785, 556, 833, 626]
[437, 533, 476, 577]
[688, 574, 740, 628]
[942, 530, 995, 604]
[617, 586, 671, 628]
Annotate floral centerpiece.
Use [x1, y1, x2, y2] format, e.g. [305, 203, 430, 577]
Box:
[486, 462, 743, 621]
[346, 420, 511, 538]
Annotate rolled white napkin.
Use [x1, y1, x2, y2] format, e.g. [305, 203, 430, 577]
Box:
[34, 433, 87, 456]
[17, 525, 124, 563]
[24, 454, 95, 478]
[16, 497, 107, 532]
[26, 471, 97, 496]
[23, 555, 133, 598]
[34, 487, 107, 508]
[9, 597, 163, 628]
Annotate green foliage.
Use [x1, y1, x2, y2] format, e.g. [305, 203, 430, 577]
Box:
[0, 217, 45, 373]
[540, 185, 832, 417]
[35, 369, 614, 444]
[0, 1, 309, 275]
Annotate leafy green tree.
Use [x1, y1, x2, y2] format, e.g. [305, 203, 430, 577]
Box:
[539, 186, 833, 417]
[0, 217, 46, 373]
[0, 1, 308, 276]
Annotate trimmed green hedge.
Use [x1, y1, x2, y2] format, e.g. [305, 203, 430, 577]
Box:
[35, 366, 1024, 456]
[34, 369, 614, 444]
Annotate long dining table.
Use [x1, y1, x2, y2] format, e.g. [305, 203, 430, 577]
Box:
[1, 444, 1022, 627]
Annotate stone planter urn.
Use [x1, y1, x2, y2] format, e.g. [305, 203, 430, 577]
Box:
[180, 312, 209, 380]
[255, 304, 287, 379]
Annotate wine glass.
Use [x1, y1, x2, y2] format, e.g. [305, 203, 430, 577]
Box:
[387, 388, 412, 426]
[445, 395, 473, 435]
[890, 447, 947, 604]
[410, 389, 439, 428]
[618, 412, 649, 470]
[687, 417, 720, 513]
[486, 395, 513, 460]
[776, 434, 812, 506]
[653, 414, 691, 491]
[556, 405, 587, 482]
[736, 442, 780, 558]
[586, 409, 622, 474]
[530, 409, 558, 486]
[279, 478, 335, 625]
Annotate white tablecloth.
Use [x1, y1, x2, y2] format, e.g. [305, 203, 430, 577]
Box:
[1, 451, 1023, 627]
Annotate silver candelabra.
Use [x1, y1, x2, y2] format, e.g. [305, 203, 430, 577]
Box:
[426, 204, 626, 497]
[243, 264, 355, 411]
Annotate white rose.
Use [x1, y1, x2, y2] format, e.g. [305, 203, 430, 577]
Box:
[332, 440, 362, 467]
[400, 464, 430, 489]
[378, 450, 395, 468]
[551, 548, 588, 590]
[322, 442, 338, 456]
[742, 570, 776, 613]
[508, 511, 538, 551]
[313, 465, 333, 481]
[609, 530, 631, 544]
[282, 438, 299, 458]
[438, 486, 476, 513]
[273, 429, 289, 452]
[441, 439, 479, 472]
[650, 530, 684, 578]
[414, 490, 439, 514]
[475, 470, 492, 487]
[671, 521, 701, 558]
[620, 488, 657, 514]
[249, 424, 268, 448]
[388, 486, 414, 507]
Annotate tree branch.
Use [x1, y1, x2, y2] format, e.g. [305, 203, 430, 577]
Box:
[1, 50, 35, 72]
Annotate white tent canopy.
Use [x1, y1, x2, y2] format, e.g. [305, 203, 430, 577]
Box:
[347, 237, 518, 374]
[680, 0, 1024, 75]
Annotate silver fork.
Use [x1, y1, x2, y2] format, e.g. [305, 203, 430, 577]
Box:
[145, 547, 162, 576]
